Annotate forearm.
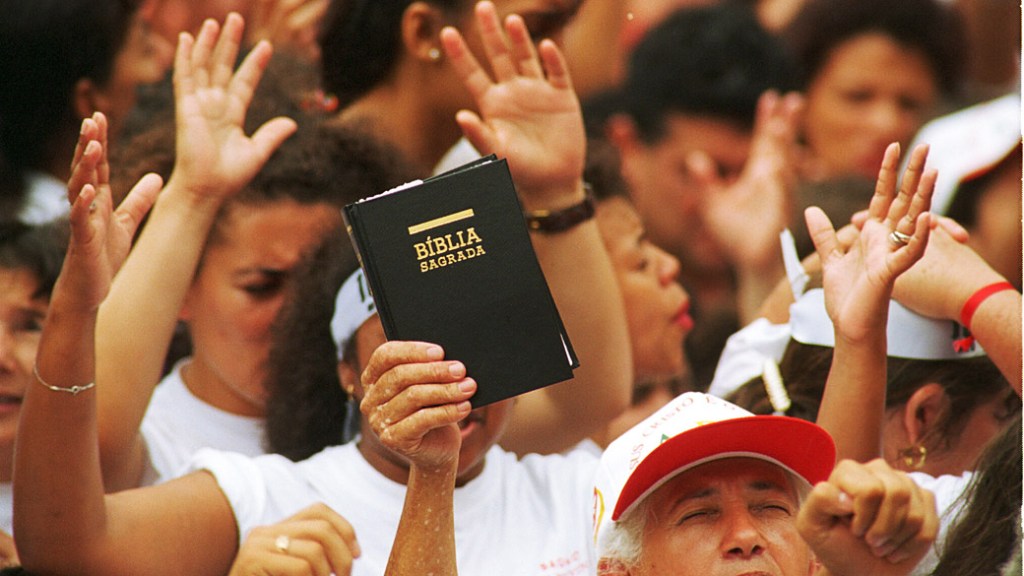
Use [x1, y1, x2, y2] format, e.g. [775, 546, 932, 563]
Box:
[736, 257, 786, 325]
[504, 204, 631, 454]
[15, 304, 108, 571]
[386, 462, 458, 576]
[817, 333, 887, 463]
[95, 182, 224, 488]
[969, 291, 1022, 396]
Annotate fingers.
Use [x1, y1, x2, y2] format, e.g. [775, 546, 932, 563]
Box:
[536, 39, 572, 91]
[441, 26, 492, 103]
[805, 206, 840, 261]
[885, 145, 929, 230]
[867, 142, 901, 222]
[475, 1, 517, 81]
[189, 19, 220, 89]
[93, 113, 111, 187]
[67, 135, 101, 206]
[932, 215, 970, 243]
[237, 504, 360, 576]
[115, 173, 164, 236]
[505, 14, 543, 78]
[229, 39, 275, 117]
[209, 13, 246, 88]
[829, 459, 938, 563]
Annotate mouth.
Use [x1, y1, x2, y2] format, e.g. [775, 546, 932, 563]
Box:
[0, 395, 24, 412]
[673, 301, 694, 331]
[458, 411, 485, 439]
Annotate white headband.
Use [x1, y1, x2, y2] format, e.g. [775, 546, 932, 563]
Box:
[330, 268, 378, 360]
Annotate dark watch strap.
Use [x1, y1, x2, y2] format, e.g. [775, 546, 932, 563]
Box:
[524, 185, 596, 233]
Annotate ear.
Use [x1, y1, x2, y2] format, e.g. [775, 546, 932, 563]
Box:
[400, 2, 447, 64]
[901, 382, 948, 446]
[338, 359, 363, 400]
[605, 113, 642, 154]
[605, 114, 645, 186]
[73, 78, 108, 121]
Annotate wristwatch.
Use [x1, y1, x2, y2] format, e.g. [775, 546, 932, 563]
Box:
[523, 185, 596, 233]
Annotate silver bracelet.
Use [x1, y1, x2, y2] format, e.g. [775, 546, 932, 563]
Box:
[33, 364, 95, 395]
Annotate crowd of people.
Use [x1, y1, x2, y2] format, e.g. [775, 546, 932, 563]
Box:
[0, 0, 1020, 574]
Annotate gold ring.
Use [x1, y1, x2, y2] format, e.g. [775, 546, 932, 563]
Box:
[888, 230, 912, 246]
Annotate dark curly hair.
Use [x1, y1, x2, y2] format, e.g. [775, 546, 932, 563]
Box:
[619, 3, 798, 143]
[783, 0, 966, 96]
[318, 0, 466, 108]
[0, 0, 139, 212]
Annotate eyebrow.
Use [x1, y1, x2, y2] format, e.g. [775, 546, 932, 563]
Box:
[668, 480, 794, 513]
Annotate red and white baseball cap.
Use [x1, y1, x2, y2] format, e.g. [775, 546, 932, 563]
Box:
[592, 392, 835, 551]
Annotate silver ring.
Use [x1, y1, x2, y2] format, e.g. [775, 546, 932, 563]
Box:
[275, 534, 291, 554]
[888, 230, 912, 246]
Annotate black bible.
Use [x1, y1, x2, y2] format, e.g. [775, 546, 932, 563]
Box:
[343, 155, 578, 407]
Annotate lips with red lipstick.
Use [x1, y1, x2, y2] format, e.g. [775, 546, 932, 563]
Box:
[674, 301, 694, 331]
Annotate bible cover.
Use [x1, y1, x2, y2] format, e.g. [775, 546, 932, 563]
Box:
[343, 156, 578, 407]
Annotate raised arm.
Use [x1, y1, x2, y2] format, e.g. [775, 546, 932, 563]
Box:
[892, 226, 1022, 395]
[94, 13, 297, 490]
[696, 90, 803, 325]
[13, 114, 243, 575]
[442, 1, 631, 455]
[811, 143, 933, 463]
[360, 341, 469, 576]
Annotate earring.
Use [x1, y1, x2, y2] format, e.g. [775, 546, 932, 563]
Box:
[427, 47, 442, 61]
[899, 444, 927, 469]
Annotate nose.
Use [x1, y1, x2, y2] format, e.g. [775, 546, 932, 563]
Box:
[864, 100, 908, 142]
[655, 247, 680, 287]
[721, 508, 766, 559]
[0, 328, 16, 373]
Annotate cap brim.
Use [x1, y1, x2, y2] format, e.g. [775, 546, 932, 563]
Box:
[612, 415, 835, 520]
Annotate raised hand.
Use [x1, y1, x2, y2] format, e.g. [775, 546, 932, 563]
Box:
[798, 459, 939, 576]
[168, 13, 297, 200]
[441, 1, 585, 209]
[59, 113, 161, 312]
[360, 341, 475, 472]
[698, 91, 802, 272]
[248, 0, 330, 62]
[228, 504, 360, 576]
[806, 143, 933, 343]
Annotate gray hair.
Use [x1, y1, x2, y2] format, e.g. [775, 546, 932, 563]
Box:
[597, 466, 809, 572]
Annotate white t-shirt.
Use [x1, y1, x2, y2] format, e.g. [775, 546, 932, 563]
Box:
[193, 442, 599, 576]
[19, 171, 69, 224]
[907, 470, 973, 576]
[140, 360, 265, 485]
[0, 482, 10, 535]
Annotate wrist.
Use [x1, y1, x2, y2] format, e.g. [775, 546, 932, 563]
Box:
[517, 179, 587, 213]
[523, 183, 595, 234]
[960, 281, 1017, 330]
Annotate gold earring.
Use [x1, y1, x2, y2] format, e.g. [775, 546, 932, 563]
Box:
[428, 47, 442, 61]
[899, 444, 927, 469]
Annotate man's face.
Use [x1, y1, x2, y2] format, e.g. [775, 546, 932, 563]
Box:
[632, 458, 814, 576]
[614, 114, 751, 277]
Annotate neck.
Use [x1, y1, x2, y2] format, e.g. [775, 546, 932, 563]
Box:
[180, 359, 266, 418]
[336, 83, 463, 176]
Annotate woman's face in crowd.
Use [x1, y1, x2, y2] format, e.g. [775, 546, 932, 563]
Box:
[181, 200, 339, 415]
[596, 197, 691, 380]
[0, 268, 47, 447]
[802, 32, 937, 180]
[349, 316, 514, 486]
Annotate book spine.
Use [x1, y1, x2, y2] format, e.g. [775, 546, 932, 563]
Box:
[341, 204, 396, 337]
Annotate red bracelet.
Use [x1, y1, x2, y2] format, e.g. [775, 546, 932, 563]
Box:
[960, 281, 1016, 330]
